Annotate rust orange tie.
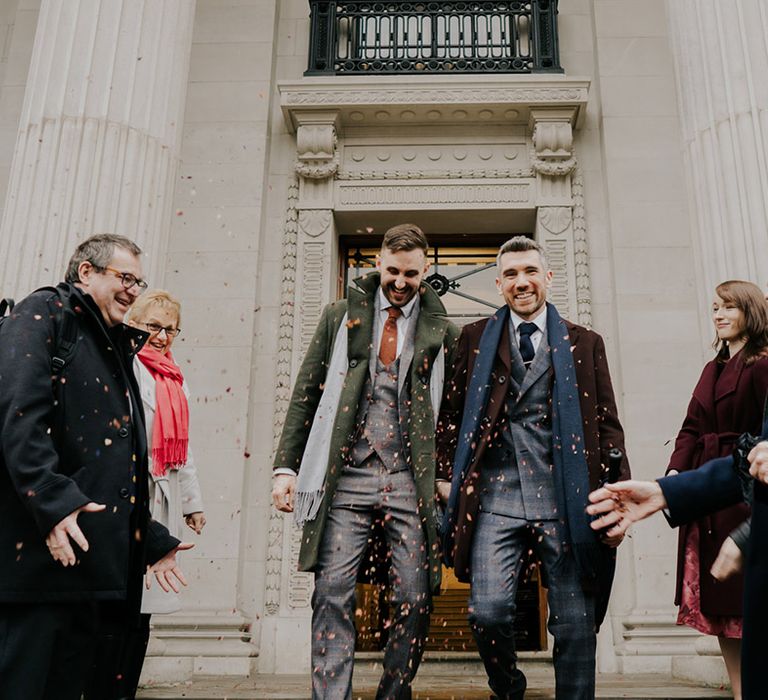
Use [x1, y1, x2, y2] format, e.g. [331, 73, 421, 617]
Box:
[379, 306, 402, 365]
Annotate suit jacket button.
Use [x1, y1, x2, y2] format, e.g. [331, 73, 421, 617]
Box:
[349, 359, 358, 368]
[119, 487, 130, 499]
[118, 427, 129, 438]
[498, 375, 507, 383]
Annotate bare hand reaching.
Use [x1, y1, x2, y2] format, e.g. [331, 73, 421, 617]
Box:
[185, 511, 206, 534]
[146, 543, 194, 593]
[710, 536, 744, 582]
[586, 480, 668, 538]
[46, 502, 106, 566]
[748, 440, 768, 484]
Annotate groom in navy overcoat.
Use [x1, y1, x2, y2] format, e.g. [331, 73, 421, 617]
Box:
[436, 236, 630, 700]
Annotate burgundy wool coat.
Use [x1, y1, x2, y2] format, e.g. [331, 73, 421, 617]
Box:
[436, 315, 630, 583]
[667, 353, 768, 617]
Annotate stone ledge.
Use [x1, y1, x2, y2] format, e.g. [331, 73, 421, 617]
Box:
[137, 671, 731, 699]
[279, 75, 590, 132]
[141, 612, 257, 683]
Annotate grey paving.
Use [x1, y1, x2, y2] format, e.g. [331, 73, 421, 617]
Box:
[137, 671, 731, 699]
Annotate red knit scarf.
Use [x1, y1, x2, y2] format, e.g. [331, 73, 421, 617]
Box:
[138, 346, 189, 477]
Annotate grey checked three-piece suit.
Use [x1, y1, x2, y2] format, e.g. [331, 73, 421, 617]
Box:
[313, 302, 428, 700]
[471, 321, 597, 699]
[273, 275, 459, 700]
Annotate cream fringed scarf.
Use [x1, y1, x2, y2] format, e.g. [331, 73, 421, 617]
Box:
[293, 313, 445, 527]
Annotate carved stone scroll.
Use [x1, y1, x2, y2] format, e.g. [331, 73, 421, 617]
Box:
[265, 178, 300, 616]
[572, 168, 592, 327]
[530, 110, 577, 178]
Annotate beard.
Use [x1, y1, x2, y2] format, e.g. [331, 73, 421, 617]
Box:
[384, 283, 416, 307]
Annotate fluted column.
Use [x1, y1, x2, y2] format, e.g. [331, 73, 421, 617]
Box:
[666, 0, 768, 292]
[0, 0, 196, 295]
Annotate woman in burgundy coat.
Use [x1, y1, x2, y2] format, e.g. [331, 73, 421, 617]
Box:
[666, 280, 768, 699]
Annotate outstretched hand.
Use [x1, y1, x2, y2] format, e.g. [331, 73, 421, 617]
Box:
[46, 502, 107, 566]
[710, 536, 743, 582]
[748, 440, 768, 484]
[185, 512, 206, 534]
[146, 543, 194, 593]
[586, 480, 668, 538]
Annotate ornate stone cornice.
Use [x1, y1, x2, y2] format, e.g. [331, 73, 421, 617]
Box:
[337, 167, 534, 180]
[279, 76, 590, 132]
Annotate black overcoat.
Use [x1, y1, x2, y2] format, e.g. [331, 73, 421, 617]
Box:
[659, 459, 768, 700]
[0, 284, 179, 603]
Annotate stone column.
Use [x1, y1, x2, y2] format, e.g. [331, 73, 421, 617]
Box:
[666, 0, 768, 295]
[0, 0, 196, 295]
[530, 107, 582, 322]
[261, 110, 339, 674]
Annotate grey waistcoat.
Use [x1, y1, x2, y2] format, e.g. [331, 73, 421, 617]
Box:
[350, 313, 417, 472]
[478, 326, 558, 520]
[351, 356, 411, 472]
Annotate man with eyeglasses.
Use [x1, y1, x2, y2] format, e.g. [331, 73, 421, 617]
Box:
[0, 233, 191, 700]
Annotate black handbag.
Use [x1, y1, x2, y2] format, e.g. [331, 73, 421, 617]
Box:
[731, 395, 768, 503]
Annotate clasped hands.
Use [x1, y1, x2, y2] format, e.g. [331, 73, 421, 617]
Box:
[46, 501, 193, 593]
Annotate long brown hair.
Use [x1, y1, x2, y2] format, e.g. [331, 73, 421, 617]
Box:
[713, 280, 768, 364]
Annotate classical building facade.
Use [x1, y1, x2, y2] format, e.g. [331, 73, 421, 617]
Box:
[1, 0, 767, 689]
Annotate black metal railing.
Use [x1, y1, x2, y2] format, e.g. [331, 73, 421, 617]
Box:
[306, 1, 561, 75]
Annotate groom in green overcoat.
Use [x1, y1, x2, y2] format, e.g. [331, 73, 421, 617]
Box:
[272, 224, 458, 700]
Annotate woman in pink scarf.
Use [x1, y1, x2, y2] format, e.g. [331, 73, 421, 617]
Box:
[124, 289, 205, 695]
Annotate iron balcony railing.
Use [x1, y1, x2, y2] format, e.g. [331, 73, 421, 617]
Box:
[306, 1, 561, 75]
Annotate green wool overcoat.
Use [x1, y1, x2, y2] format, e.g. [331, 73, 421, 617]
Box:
[273, 272, 459, 593]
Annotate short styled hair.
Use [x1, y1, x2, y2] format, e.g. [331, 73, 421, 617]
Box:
[381, 224, 428, 254]
[65, 233, 142, 284]
[125, 289, 182, 327]
[713, 279, 768, 365]
[496, 236, 548, 270]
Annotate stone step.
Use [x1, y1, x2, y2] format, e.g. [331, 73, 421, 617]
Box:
[137, 672, 731, 700]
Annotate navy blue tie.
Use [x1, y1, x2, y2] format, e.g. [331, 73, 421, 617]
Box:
[518, 322, 538, 365]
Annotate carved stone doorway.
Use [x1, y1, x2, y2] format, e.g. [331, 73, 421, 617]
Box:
[341, 235, 548, 653]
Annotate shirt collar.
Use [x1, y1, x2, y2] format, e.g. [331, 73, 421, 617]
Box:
[508, 305, 547, 334]
[377, 287, 418, 319]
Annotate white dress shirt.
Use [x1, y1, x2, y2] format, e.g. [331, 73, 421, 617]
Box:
[508, 306, 547, 355]
[374, 287, 419, 360]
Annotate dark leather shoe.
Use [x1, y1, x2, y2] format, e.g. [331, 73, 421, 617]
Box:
[490, 668, 527, 700]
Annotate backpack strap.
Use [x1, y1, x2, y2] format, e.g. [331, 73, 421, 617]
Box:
[48, 286, 79, 374]
[0, 298, 14, 317]
[31, 285, 79, 375]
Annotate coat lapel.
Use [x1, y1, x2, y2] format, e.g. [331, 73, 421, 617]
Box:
[397, 299, 420, 397]
[516, 327, 550, 400]
[137, 359, 156, 413]
[507, 329, 525, 392]
[444, 305, 508, 562]
[348, 273, 377, 379]
[714, 354, 743, 403]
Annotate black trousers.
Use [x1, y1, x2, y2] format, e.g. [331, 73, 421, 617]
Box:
[0, 601, 141, 700]
[119, 613, 152, 699]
